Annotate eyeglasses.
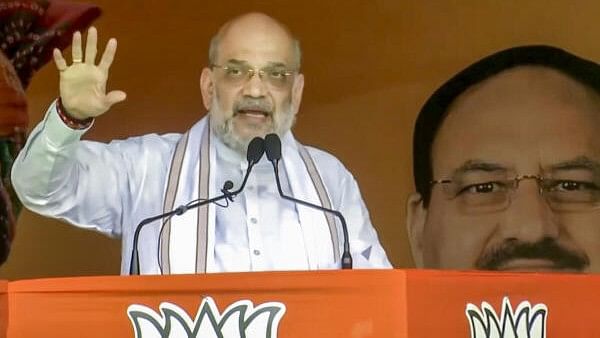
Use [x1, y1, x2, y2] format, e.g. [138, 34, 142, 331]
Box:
[430, 174, 600, 213]
[211, 64, 297, 89]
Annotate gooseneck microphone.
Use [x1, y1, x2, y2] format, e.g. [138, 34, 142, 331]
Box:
[264, 133, 353, 269]
[129, 137, 266, 275]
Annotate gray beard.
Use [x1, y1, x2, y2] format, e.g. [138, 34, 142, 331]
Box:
[210, 108, 297, 155]
[211, 117, 250, 154]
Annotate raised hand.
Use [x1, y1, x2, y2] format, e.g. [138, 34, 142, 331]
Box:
[53, 27, 126, 120]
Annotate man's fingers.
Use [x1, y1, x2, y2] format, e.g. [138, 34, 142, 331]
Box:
[71, 31, 83, 63]
[98, 38, 117, 71]
[84, 27, 98, 65]
[105, 90, 127, 106]
[53, 49, 67, 72]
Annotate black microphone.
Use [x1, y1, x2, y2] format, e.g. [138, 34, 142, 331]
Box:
[221, 180, 235, 202]
[264, 133, 352, 269]
[129, 136, 265, 275]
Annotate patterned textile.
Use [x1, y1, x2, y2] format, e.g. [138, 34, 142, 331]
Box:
[0, 0, 100, 264]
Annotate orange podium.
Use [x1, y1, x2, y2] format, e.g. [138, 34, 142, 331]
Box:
[2, 269, 599, 337]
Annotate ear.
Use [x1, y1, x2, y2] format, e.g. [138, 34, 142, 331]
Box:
[406, 192, 427, 268]
[291, 73, 304, 114]
[200, 67, 214, 111]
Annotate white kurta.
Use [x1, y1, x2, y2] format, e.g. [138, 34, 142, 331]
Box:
[11, 101, 392, 274]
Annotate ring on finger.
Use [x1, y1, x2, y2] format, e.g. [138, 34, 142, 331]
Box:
[72, 58, 83, 63]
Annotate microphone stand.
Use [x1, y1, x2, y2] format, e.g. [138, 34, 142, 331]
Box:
[129, 186, 235, 275]
[129, 137, 265, 275]
[264, 133, 352, 269]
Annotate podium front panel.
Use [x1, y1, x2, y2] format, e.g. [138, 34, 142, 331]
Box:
[6, 269, 600, 337]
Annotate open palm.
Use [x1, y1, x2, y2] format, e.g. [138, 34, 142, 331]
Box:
[53, 27, 126, 120]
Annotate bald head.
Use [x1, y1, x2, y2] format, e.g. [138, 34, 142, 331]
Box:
[449, 66, 600, 117]
[208, 12, 301, 69]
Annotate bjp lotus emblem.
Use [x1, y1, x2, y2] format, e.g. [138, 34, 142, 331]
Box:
[466, 297, 547, 338]
[128, 297, 286, 337]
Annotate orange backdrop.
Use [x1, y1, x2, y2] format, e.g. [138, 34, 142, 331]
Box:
[2, 0, 600, 279]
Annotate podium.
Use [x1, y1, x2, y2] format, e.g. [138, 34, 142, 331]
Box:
[1, 269, 599, 337]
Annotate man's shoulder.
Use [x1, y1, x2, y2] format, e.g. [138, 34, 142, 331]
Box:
[301, 143, 353, 177]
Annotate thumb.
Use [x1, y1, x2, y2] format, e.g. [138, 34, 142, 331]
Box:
[105, 90, 127, 107]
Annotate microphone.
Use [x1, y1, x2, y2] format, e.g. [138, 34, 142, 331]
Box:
[129, 136, 265, 275]
[221, 180, 235, 202]
[264, 133, 352, 269]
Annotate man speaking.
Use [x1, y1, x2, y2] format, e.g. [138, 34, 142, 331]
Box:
[11, 13, 391, 274]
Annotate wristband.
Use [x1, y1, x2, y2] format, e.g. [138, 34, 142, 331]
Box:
[56, 98, 93, 130]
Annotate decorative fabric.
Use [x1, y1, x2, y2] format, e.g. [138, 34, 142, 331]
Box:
[0, 0, 100, 264]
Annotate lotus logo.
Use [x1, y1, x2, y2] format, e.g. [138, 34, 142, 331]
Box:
[465, 297, 547, 338]
[127, 297, 286, 338]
